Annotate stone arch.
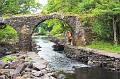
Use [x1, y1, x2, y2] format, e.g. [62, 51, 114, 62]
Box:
[32, 18, 73, 34]
[32, 18, 74, 45]
[3, 13, 87, 52]
[31, 15, 72, 29]
[3, 17, 33, 51]
[3, 19, 22, 33]
[31, 14, 78, 47]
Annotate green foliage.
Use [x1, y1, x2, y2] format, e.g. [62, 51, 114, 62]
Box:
[50, 24, 62, 35]
[43, 0, 120, 45]
[87, 40, 120, 53]
[39, 27, 47, 35]
[78, 0, 97, 13]
[92, 19, 112, 40]
[0, 25, 18, 43]
[0, 0, 41, 15]
[0, 56, 16, 63]
[90, 0, 120, 16]
[44, 19, 63, 35]
[34, 19, 71, 38]
[44, 19, 71, 36]
[42, 0, 80, 13]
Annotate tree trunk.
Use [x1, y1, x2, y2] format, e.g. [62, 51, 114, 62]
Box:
[113, 17, 118, 45]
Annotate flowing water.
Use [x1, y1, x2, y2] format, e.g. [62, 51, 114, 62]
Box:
[33, 36, 120, 79]
[33, 36, 88, 72]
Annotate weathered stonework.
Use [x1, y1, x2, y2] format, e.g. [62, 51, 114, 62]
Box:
[19, 25, 32, 51]
[1, 13, 92, 51]
[64, 45, 120, 71]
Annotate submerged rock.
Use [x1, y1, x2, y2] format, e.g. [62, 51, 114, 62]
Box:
[57, 74, 66, 79]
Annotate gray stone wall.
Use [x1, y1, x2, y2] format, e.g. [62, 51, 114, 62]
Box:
[64, 45, 120, 71]
[2, 13, 87, 51]
[2, 13, 93, 51]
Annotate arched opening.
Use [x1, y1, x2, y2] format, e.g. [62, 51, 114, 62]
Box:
[0, 24, 19, 54]
[32, 18, 73, 46]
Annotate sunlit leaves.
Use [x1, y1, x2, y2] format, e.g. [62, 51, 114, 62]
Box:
[1, 0, 41, 15]
[43, 0, 120, 42]
[0, 25, 18, 42]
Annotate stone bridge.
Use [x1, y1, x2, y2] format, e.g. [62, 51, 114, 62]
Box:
[1, 13, 91, 52]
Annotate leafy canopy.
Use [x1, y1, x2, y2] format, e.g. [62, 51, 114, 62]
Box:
[0, 0, 41, 15]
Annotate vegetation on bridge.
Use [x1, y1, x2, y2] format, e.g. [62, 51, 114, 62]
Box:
[42, 0, 120, 53]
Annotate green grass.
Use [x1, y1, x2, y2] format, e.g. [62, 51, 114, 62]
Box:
[0, 56, 16, 63]
[86, 41, 120, 53]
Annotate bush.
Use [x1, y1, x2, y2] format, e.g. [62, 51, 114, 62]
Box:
[91, 16, 112, 41]
[38, 27, 47, 35]
[50, 24, 63, 35]
[0, 25, 18, 43]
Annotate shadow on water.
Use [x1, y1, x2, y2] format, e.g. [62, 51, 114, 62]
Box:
[75, 67, 120, 79]
[62, 67, 120, 79]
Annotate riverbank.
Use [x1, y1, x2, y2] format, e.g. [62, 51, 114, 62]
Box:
[64, 45, 120, 71]
[1, 35, 120, 79]
[0, 35, 86, 79]
[32, 36, 89, 79]
[0, 51, 57, 79]
[42, 36, 120, 72]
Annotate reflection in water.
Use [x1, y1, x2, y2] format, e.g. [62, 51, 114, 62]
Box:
[75, 67, 120, 79]
[33, 36, 120, 79]
[32, 36, 88, 72]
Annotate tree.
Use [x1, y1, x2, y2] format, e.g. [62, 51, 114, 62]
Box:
[91, 0, 120, 45]
[0, 0, 41, 15]
[43, 0, 120, 45]
[42, 0, 80, 13]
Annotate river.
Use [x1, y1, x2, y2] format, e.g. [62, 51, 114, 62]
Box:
[32, 36, 120, 79]
[33, 36, 88, 72]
